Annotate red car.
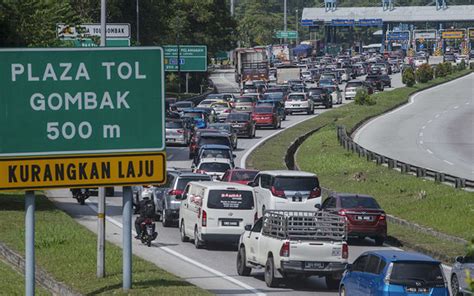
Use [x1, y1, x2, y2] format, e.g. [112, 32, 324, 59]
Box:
[251, 106, 281, 129]
[320, 193, 387, 245]
[221, 169, 259, 185]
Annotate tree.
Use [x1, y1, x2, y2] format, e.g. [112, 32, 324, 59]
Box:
[403, 68, 416, 87]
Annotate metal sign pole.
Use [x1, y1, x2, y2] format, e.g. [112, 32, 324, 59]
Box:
[97, 0, 107, 279]
[25, 190, 35, 296]
[122, 186, 132, 291]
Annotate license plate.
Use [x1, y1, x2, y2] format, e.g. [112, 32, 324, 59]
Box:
[331, 248, 341, 256]
[222, 220, 239, 226]
[292, 104, 300, 107]
[356, 216, 373, 221]
[305, 262, 325, 269]
[406, 287, 429, 293]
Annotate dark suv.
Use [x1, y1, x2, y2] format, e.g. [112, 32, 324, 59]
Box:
[225, 112, 256, 138]
[365, 75, 384, 92]
[307, 87, 332, 109]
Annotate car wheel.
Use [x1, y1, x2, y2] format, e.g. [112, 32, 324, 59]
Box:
[162, 209, 170, 227]
[264, 256, 279, 287]
[180, 221, 189, 242]
[278, 119, 281, 128]
[325, 274, 341, 290]
[252, 127, 256, 138]
[451, 274, 461, 296]
[194, 227, 203, 249]
[236, 247, 252, 276]
[374, 236, 385, 246]
[340, 285, 346, 296]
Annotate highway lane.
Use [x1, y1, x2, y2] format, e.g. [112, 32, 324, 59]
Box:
[48, 73, 405, 295]
[354, 73, 474, 181]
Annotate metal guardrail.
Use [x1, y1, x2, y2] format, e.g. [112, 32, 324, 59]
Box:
[336, 126, 474, 190]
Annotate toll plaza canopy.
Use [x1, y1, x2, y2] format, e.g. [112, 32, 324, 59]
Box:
[302, 5, 474, 23]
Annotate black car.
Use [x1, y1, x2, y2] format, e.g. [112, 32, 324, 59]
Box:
[365, 75, 384, 91]
[155, 171, 211, 226]
[224, 112, 256, 138]
[307, 87, 332, 109]
[379, 74, 392, 88]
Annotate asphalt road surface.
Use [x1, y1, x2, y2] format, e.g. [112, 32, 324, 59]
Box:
[47, 72, 409, 296]
[354, 73, 474, 181]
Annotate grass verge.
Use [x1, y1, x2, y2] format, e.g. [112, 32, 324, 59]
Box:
[0, 194, 210, 295]
[248, 70, 473, 259]
[0, 258, 50, 295]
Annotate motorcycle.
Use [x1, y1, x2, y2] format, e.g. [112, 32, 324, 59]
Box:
[139, 218, 157, 247]
[71, 188, 90, 205]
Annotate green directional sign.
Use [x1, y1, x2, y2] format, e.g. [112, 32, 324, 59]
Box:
[72, 38, 130, 47]
[163, 45, 207, 72]
[0, 47, 165, 157]
[275, 31, 298, 39]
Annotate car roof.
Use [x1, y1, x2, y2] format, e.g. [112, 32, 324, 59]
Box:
[188, 181, 253, 190]
[347, 79, 363, 83]
[363, 250, 439, 263]
[287, 92, 306, 96]
[331, 193, 374, 199]
[199, 132, 229, 138]
[176, 172, 212, 178]
[198, 157, 232, 163]
[199, 144, 231, 150]
[228, 169, 259, 173]
[259, 170, 316, 177]
[182, 108, 206, 113]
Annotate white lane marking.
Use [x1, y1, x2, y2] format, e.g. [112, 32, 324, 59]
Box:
[435, 114, 440, 118]
[85, 202, 265, 296]
[443, 160, 454, 166]
[422, 126, 426, 130]
[426, 149, 434, 154]
[353, 73, 474, 142]
[453, 105, 459, 109]
[428, 120, 433, 123]
[419, 132, 423, 137]
[168, 154, 174, 160]
[466, 102, 471, 105]
[419, 140, 424, 144]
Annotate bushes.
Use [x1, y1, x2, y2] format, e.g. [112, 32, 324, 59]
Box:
[415, 63, 434, 83]
[457, 59, 466, 71]
[470, 62, 474, 70]
[354, 88, 376, 106]
[402, 67, 416, 87]
[435, 63, 447, 78]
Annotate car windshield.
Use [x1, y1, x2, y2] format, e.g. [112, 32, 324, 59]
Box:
[183, 112, 205, 118]
[199, 136, 230, 146]
[324, 87, 336, 92]
[308, 88, 325, 95]
[227, 113, 249, 121]
[390, 262, 445, 286]
[263, 93, 284, 100]
[346, 82, 362, 88]
[254, 107, 273, 113]
[288, 95, 305, 101]
[235, 97, 253, 103]
[200, 149, 231, 159]
[211, 102, 228, 109]
[175, 102, 192, 107]
[319, 79, 333, 85]
[207, 190, 254, 209]
[340, 196, 381, 209]
[198, 162, 231, 172]
[166, 121, 183, 128]
[208, 124, 231, 132]
[199, 100, 215, 106]
[176, 176, 211, 190]
[273, 176, 319, 191]
[231, 171, 258, 182]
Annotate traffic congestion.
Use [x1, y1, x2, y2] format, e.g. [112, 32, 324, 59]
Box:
[122, 49, 471, 295]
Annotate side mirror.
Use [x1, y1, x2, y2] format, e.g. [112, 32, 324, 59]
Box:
[244, 225, 252, 231]
[314, 204, 322, 210]
[232, 154, 237, 158]
[175, 194, 183, 200]
[455, 256, 464, 263]
[346, 264, 352, 271]
[248, 181, 257, 187]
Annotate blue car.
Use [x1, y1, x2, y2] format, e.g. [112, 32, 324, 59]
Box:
[181, 109, 209, 129]
[339, 250, 449, 296]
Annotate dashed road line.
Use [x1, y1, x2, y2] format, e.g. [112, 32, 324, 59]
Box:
[435, 114, 440, 118]
[453, 105, 459, 109]
[419, 140, 424, 144]
[443, 160, 454, 166]
[419, 132, 423, 137]
[422, 125, 426, 129]
[428, 119, 433, 123]
[426, 149, 434, 154]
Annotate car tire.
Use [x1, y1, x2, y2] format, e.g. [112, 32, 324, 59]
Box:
[278, 119, 281, 129]
[325, 274, 341, 290]
[451, 274, 461, 296]
[236, 247, 252, 276]
[339, 285, 346, 296]
[374, 236, 385, 246]
[194, 226, 203, 249]
[180, 221, 189, 242]
[162, 209, 170, 227]
[252, 127, 256, 138]
[264, 256, 279, 288]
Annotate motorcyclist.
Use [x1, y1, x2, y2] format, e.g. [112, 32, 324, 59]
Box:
[134, 196, 156, 239]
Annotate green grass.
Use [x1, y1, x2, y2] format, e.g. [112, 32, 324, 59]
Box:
[0, 259, 50, 296]
[247, 69, 473, 258]
[0, 194, 210, 295]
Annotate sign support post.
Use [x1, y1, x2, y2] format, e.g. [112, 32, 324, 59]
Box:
[123, 186, 132, 291]
[97, 0, 107, 279]
[25, 190, 35, 296]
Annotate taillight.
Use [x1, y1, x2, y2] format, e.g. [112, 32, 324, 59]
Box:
[271, 186, 285, 198]
[168, 189, 184, 196]
[224, 109, 231, 113]
[379, 213, 386, 221]
[202, 210, 207, 227]
[338, 209, 347, 217]
[279, 241, 290, 257]
[342, 243, 348, 259]
[308, 187, 321, 199]
[177, 129, 184, 134]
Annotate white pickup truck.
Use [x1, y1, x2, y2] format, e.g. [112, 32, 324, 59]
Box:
[236, 210, 348, 289]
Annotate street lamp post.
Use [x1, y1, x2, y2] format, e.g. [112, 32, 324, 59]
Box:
[284, 0, 287, 43]
[136, 0, 140, 45]
[296, 9, 299, 45]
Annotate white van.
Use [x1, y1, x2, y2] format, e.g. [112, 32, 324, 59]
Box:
[178, 181, 257, 248]
[250, 170, 322, 217]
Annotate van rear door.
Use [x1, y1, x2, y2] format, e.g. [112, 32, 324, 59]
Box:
[206, 189, 255, 229]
